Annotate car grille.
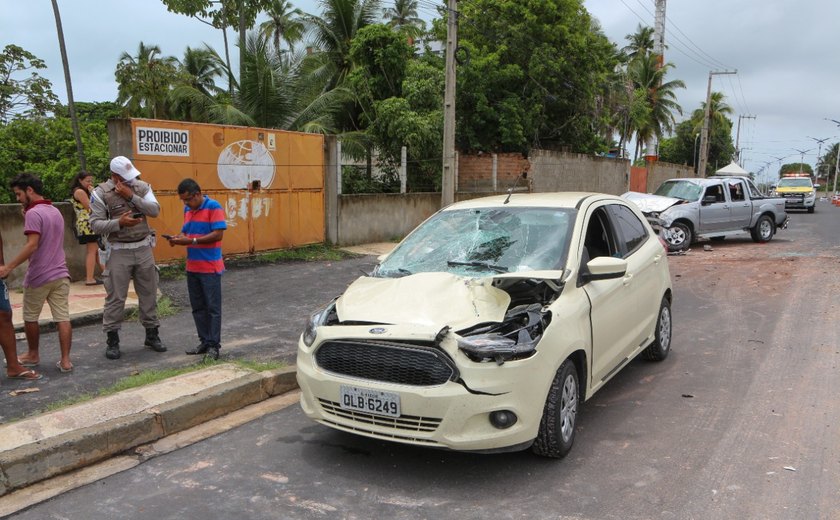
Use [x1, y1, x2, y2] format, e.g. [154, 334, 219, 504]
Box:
[783, 193, 804, 199]
[318, 398, 442, 443]
[314, 340, 458, 386]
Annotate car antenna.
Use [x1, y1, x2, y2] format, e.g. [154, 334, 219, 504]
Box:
[503, 170, 528, 204]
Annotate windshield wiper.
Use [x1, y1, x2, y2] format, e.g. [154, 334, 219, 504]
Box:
[447, 260, 509, 273]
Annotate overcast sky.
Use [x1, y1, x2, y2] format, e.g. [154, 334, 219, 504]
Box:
[3, 0, 839, 184]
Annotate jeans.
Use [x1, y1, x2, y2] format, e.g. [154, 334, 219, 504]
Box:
[187, 272, 222, 348]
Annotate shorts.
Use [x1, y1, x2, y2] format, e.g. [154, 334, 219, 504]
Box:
[78, 234, 101, 245]
[0, 279, 10, 313]
[23, 277, 71, 322]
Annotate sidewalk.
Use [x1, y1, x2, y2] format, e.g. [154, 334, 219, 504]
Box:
[0, 245, 392, 509]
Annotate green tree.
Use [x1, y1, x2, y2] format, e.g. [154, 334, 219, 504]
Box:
[780, 163, 813, 175]
[304, 0, 383, 93]
[455, 0, 617, 153]
[818, 143, 839, 189]
[260, 0, 306, 53]
[659, 115, 735, 174]
[0, 45, 59, 123]
[169, 45, 226, 121]
[115, 42, 179, 118]
[382, 0, 425, 39]
[626, 53, 685, 160]
[621, 24, 654, 62]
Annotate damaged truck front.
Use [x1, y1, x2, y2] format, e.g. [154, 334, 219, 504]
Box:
[296, 193, 673, 458]
[624, 176, 788, 252]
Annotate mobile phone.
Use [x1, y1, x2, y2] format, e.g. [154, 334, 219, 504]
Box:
[131, 212, 143, 218]
[161, 234, 173, 239]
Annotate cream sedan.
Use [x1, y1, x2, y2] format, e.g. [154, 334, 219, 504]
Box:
[297, 193, 673, 458]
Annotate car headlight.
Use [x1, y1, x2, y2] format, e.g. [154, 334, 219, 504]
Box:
[302, 302, 336, 346]
[456, 304, 548, 365]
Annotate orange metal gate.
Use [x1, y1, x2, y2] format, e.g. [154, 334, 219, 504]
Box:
[109, 119, 325, 262]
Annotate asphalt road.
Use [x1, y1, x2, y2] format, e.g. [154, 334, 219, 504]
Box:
[10, 201, 840, 519]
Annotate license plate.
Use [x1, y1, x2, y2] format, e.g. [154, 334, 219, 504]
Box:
[339, 385, 401, 417]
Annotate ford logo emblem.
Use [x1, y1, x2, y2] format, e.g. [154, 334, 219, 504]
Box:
[369, 327, 387, 335]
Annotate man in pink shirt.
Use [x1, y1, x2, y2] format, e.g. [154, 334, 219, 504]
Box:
[0, 173, 73, 373]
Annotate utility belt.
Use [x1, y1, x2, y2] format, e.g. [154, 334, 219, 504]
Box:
[109, 234, 155, 250]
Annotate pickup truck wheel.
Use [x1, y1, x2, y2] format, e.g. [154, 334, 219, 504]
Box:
[807, 206, 815, 214]
[750, 215, 774, 243]
[643, 297, 672, 361]
[532, 359, 579, 458]
[665, 222, 692, 252]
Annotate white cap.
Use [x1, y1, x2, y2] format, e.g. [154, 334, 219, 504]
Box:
[110, 156, 141, 181]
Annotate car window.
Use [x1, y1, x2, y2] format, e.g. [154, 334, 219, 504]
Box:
[582, 207, 620, 260]
[746, 179, 763, 198]
[727, 180, 745, 201]
[377, 207, 576, 277]
[777, 178, 812, 188]
[606, 204, 649, 256]
[704, 184, 725, 202]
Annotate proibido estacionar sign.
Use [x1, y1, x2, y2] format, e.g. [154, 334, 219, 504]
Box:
[136, 126, 190, 157]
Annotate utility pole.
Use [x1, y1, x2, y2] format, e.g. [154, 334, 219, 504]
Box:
[734, 114, 755, 165]
[643, 0, 667, 161]
[440, 0, 458, 207]
[697, 70, 737, 176]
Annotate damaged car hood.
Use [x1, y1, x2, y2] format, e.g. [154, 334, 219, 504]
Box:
[622, 191, 683, 213]
[336, 272, 512, 329]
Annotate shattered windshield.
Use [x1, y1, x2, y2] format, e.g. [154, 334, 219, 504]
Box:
[376, 207, 575, 277]
[654, 180, 703, 201]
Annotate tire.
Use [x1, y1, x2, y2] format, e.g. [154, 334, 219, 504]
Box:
[532, 360, 579, 458]
[807, 206, 815, 214]
[750, 214, 774, 243]
[643, 297, 672, 361]
[665, 222, 692, 252]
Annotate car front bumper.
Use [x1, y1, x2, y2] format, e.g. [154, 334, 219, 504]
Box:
[295, 327, 559, 452]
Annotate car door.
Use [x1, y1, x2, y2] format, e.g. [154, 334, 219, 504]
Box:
[580, 203, 640, 384]
[605, 203, 664, 356]
[726, 179, 752, 228]
[698, 182, 731, 233]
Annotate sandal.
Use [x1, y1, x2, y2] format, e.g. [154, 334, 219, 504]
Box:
[85, 280, 104, 286]
[17, 359, 39, 368]
[8, 369, 42, 380]
[56, 361, 74, 373]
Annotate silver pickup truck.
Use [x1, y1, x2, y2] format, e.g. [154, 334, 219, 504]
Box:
[623, 176, 789, 252]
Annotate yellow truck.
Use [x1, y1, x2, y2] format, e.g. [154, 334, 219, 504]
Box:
[771, 173, 817, 213]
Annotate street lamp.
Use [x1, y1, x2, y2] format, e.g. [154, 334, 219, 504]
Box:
[792, 148, 813, 175]
[807, 136, 831, 192]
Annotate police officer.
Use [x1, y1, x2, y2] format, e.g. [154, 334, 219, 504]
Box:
[90, 156, 166, 359]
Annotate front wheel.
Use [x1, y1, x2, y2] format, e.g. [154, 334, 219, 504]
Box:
[532, 360, 579, 458]
[750, 215, 774, 243]
[643, 297, 672, 361]
[665, 222, 692, 252]
[807, 206, 815, 214]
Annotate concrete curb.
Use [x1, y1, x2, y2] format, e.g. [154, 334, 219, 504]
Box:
[0, 365, 298, 497]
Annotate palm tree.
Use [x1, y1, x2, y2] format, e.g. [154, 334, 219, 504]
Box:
[691, 91, 733, 134]
[622, 24, 654, 63]
[627, 53, 685, 160]
[115, 42, 179, 119]
[305, 0, 382, 92]
[169, 46, 225, 121]
[382, 0, 425, 39]
[50, 0, 85, 169]
[260, 0, 306, 53]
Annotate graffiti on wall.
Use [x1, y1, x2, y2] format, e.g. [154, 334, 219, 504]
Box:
[217, 140, 276, 189]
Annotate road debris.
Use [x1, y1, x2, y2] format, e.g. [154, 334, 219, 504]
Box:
[9, 387, 40, 397]
[783, 466, 797, 472]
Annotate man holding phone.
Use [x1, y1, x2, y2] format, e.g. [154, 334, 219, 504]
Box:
[89, 156, 166, 360]
[166, 179, 226, 360]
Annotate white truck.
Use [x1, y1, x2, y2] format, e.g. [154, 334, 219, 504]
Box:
[624, 176, 789, 252]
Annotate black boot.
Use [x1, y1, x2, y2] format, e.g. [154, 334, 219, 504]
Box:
[144, 327, 167, 352]
[105, 331, 121, 359]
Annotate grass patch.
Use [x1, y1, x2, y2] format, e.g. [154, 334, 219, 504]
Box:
[232, 243, 359, 265]
[125, 295, 179, 321]
[159, 259, 186, 281]
[39, 359, 287, 414]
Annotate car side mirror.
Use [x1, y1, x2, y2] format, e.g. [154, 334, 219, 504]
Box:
[580, 256, 627, 284]
[701, 195, 717, 205]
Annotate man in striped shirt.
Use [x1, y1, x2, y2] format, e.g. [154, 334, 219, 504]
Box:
[166, 179, 227, 360]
